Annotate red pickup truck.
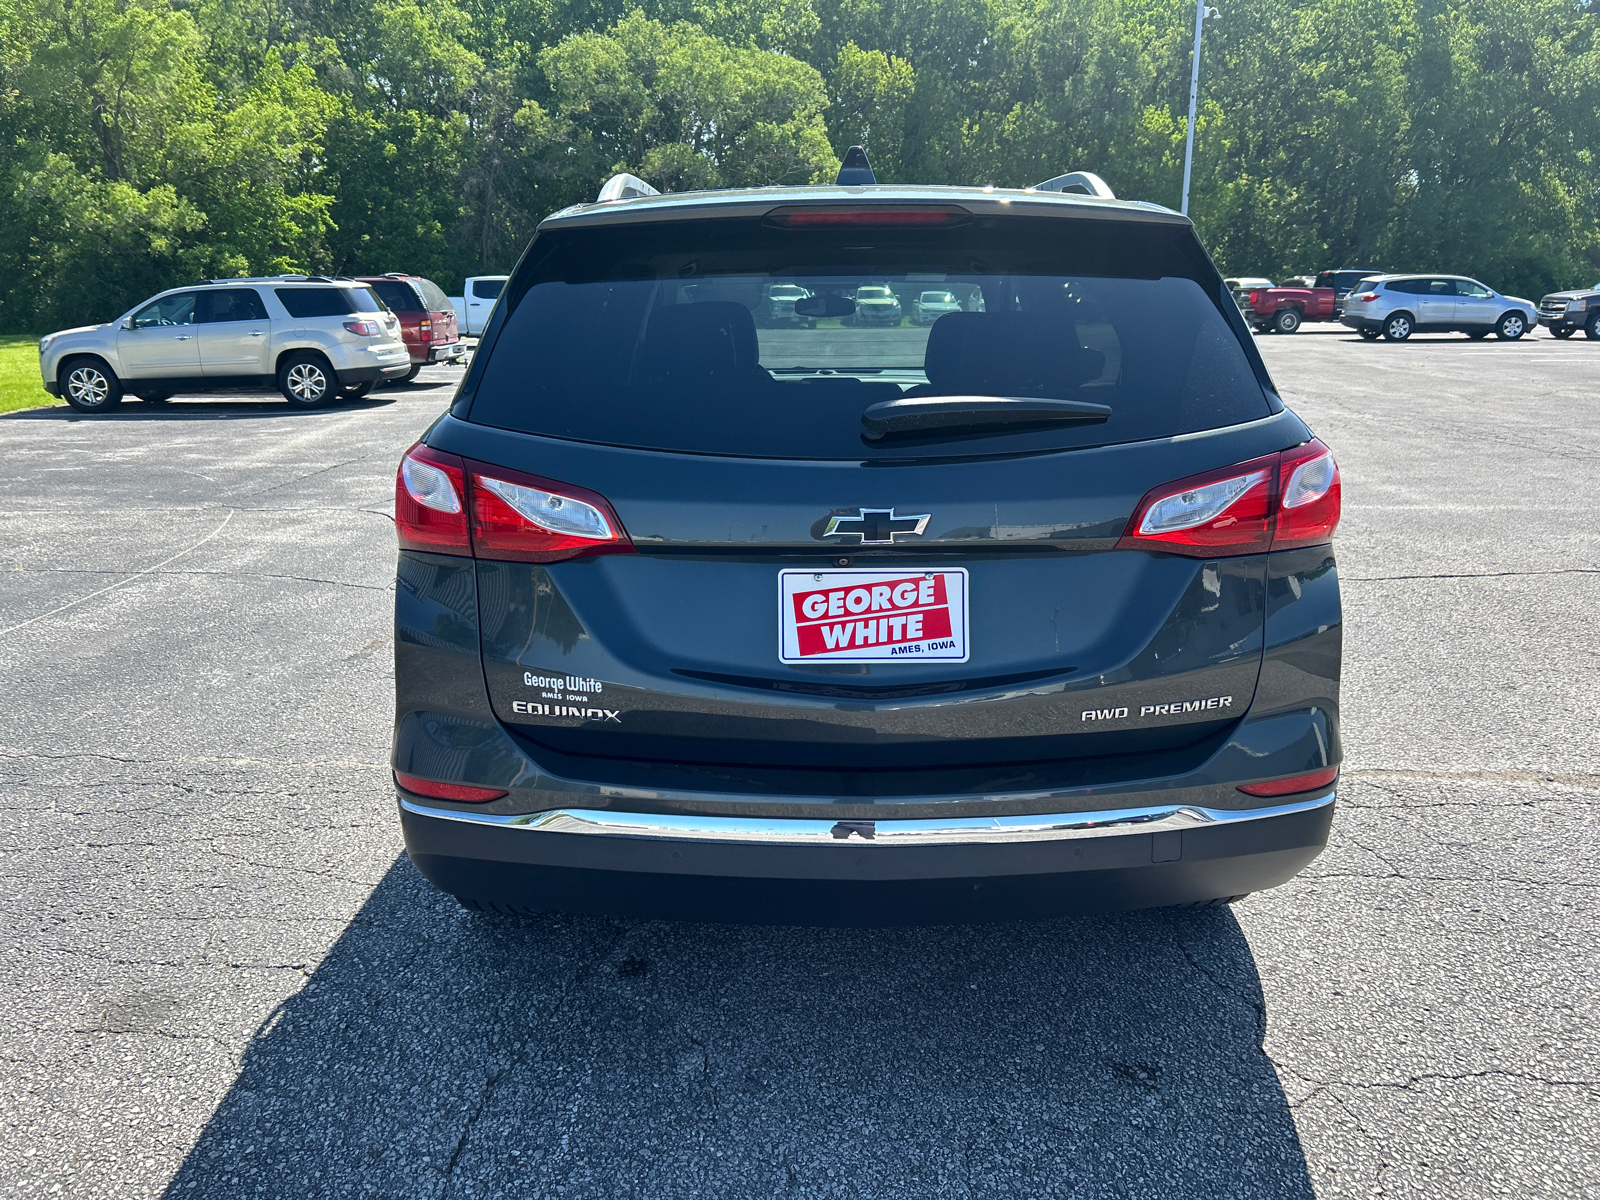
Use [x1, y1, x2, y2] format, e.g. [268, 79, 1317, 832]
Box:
[1239, 282, 1337, 333]
[1238, 268, 1381, 333]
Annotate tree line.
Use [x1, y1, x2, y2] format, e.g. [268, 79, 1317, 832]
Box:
[2, 0, 1598, 331]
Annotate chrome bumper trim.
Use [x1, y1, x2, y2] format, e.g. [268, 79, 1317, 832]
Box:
[399, 789, 1335, 846]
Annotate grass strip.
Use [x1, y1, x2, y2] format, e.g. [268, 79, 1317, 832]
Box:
[0, 336, 58, 414]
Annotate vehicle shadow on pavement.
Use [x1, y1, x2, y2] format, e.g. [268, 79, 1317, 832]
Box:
[3, 398, 414, 422]
[163, 857, 1313, 1199]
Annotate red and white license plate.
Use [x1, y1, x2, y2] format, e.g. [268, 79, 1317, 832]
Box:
[779, 569, 969, 663]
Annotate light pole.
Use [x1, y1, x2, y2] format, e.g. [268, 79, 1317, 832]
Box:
[1180, 1, 1220, 216]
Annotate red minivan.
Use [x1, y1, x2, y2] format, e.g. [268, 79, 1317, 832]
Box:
[357, 274, 466, 380]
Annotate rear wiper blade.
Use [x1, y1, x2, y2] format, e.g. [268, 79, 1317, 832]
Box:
[860, 395, 1111, 442]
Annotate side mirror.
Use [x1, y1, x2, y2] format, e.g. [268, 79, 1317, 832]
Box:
[121, 319, 134, 330]
[794, 295, 856, 319]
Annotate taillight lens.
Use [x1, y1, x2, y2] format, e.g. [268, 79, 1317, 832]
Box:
[469, 465, 632, 563]
[395, 771, 507, 803]
[1237, 766, 1339, 797]
[1356, 291, 1378, 302]
[394, 445, 633, 564]
[343, 319, 381, 336]
[396, 444, 469, 553]
[1248, 290, 1260, 304]
[1275, 441, 1342, 549]
[1118, 439, 1340, 557]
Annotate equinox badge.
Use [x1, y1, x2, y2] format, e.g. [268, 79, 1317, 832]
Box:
[822, 508, 931, 545]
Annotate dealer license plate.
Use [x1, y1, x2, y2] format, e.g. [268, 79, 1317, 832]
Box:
[779, 569, 969, 664]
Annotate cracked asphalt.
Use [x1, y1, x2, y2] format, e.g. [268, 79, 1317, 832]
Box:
[2, 331, 1598, 1199]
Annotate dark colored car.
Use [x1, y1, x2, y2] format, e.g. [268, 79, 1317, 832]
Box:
[358, 274, 466, 379]
[1537, 284, 1600, 338]
[391, 173, 1344, 926]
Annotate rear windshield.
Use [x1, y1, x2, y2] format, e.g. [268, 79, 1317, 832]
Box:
[464, 213, 1272, 459]
[416, 278, 453, 312]
[472, 278, 506, 299]
[368, 279, 422, 313]
[275, 286, 385, 318]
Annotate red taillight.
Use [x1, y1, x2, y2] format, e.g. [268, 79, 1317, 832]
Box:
[343, 319, 381, 336]
[765, 206, 971, 228]
[1237, 766, 1339, 797]
[1356, 291, 1379, 302]
[395, 771, 507, 803]
[396, 443, 469, 554]
[469, 463, 633, 564]
[395, 445, 633, 563]
[1117, 439, 1340, 557]
[1248, 290, 1260, 304]
[1274, 440, 1342, 550]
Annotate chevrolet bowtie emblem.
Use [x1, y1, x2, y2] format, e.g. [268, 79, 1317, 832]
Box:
[822, 508, 931, 545]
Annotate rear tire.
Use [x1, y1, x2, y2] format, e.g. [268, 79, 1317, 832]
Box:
[343, 380, 375, 400]
[60, 357, 122, 413]
[1551, 326, 1575, 339]
[278, 352, 334, 407]
[1272, 307, 1302, 334]
[1383, 313, 1413, 341]
[404, 364, 423, 382]
[1495, 312, 1527, 340]
[1357, 328, 1380, 340]
[138, 392, 172, 404]
[1468, 330, 1490, 340]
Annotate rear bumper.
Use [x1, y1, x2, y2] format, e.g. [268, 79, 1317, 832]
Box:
[428, 342, 468, 364]
[1340, 314, 1380, 330]
[341, 363, 413, 385]
[399, 789, 1335, 925]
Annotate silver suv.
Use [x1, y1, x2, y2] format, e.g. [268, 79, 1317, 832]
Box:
[1340, 274, 1537, 342]
[39, 276, 411, 412]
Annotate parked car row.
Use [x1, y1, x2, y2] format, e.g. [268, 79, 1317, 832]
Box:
[1228, 268, 1564, 342]
[753, 282, 981, 329]
[38, 273, 473, 412]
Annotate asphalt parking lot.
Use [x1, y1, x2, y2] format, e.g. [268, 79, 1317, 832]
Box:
[2, 328, 1598, 1199]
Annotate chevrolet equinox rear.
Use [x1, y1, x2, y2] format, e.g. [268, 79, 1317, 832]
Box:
[390, 168, 1343, 925]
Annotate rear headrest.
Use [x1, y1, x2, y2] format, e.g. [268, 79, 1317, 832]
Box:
[923, 312, 1104, 397]
[637, 301, 760, 388]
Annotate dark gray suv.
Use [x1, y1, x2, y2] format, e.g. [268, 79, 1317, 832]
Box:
[390, 166, 1343, 925]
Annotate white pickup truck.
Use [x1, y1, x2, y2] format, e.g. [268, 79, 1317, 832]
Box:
[449, 275, 509, 337]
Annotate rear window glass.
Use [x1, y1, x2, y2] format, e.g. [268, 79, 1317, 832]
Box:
[416, 278, 453, 312]
[368, 280, 422, 312]
[472, 278, 506, 299]
[275, 287, 384, 318]
[465, 214, 1272, 460]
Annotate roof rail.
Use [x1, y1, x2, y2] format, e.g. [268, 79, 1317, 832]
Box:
[1032, 172, 1116, 199]
[597, 173, 660, 203]
[205, 274, 332, 284]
